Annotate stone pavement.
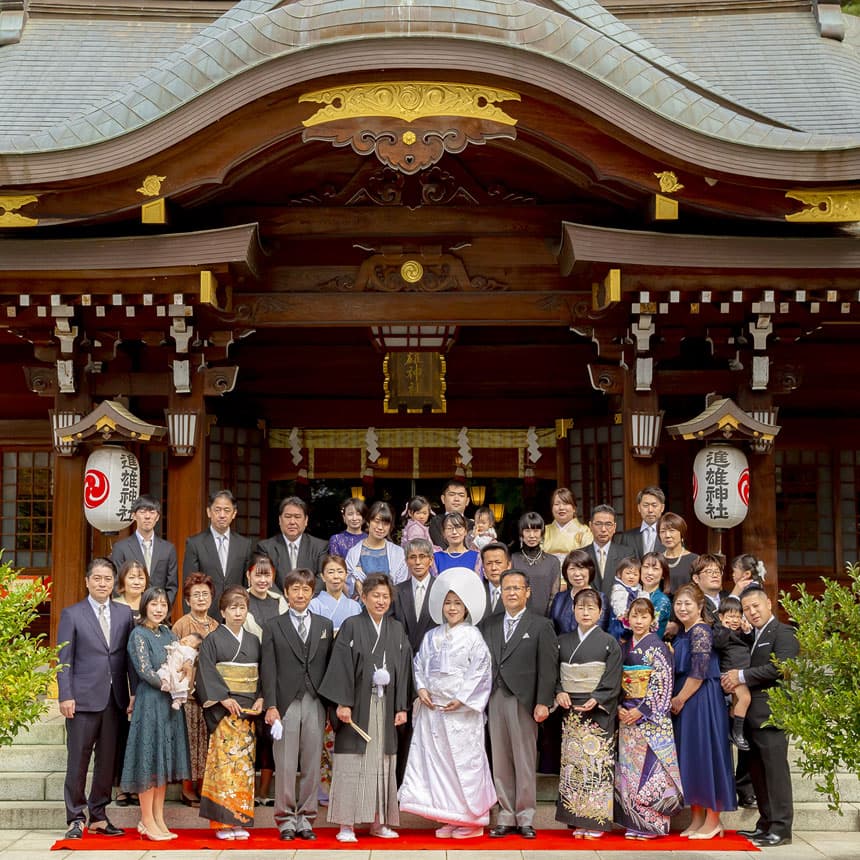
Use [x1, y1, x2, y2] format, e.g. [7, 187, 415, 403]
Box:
[1, 830, 858, 860]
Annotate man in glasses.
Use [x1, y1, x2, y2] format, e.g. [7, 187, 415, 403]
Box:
[479, 570, 558, 839]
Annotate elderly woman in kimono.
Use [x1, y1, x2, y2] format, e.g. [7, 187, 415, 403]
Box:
[318, 572, 412, 843]
[399, 567, 497, 839]
[555, 587, 622, 839]
[615, 597, 684, 839]
[196, 586, 263, 840]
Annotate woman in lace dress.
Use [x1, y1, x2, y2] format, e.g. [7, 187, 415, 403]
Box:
[120, 587, 191, 841]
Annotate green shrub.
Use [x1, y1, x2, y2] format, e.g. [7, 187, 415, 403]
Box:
[769, 563, 860, 811]
[0, 555, 63, 747]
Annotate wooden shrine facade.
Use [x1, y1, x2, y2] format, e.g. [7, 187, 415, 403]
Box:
[0, 0, 859, 642]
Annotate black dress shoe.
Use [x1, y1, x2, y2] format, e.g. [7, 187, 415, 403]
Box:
[298, 828, 317, 840]
[737, 827, 767, 840]
[279, 829, 296, 841]
[65, 821, 84, 840]
[737, 793, 757, 808]
[753, 832, 792, 847]
[489, 824, 517, 837]
[88, 820, 124, 836]
[519, 825, 537, 839]
[730, 729, 751, 751]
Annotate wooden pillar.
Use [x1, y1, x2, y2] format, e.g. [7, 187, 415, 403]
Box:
[622, 373, 660, 531]
[50, 454, 88, 646]
[739, 390, 779, 605]
[165, 383, 207, 619]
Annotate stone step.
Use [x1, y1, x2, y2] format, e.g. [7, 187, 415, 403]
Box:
[10, 715, 65, 747]
[1, 799, 858, 832]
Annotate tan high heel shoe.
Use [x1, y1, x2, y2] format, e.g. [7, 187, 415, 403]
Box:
[137, 822, 172, 842]
[689, 825, 724, 840]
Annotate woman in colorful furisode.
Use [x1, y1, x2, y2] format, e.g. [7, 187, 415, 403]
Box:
[172, 572, 219, 807]
[196, 585, 263, 841]
[555, 587, 622, 839]
[398, 568, 496, 839]
[670, 583, 736, 839]
[318, 572, 412, 843]
[615, 597, 684, 839]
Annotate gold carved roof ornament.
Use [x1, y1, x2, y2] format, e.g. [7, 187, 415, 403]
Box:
[785, 189, 860, 222]
[0, 193, 38, 227]
[59, 400, 167, 445]
[300, 81, 520, 175]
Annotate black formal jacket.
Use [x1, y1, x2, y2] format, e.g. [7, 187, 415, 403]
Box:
[484, 581, 506, 617]
[583, 538, 631, 596]
[619, 526, 666, 559]
[479, 607, 558, 713]
[391, 576, 438, 654]
[183, 528, 252, 618]
[256, 532, 328, 591]
[745, 617, 799, 729]
[110, 534, 179, 606]
[261, 611, 333, 713]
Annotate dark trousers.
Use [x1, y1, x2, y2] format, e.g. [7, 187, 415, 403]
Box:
[746, 722, 793, 838]
[64, 702, 122, 824]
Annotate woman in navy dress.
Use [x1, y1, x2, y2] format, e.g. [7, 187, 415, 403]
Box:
[549, 549, 607, 635]
[670, 583, 736, 839]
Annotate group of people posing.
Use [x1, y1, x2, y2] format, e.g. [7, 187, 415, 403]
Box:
[56, 482, 798, 848]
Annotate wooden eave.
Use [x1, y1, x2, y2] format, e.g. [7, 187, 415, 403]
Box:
[665, 397, 781, 442]
[2, 39, 860, 190]
[0, 223, 264, 280]
[559, 222, 860, 277]
[60, 398, 166, 443]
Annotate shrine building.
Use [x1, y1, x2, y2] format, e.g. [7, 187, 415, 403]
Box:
[0, 0, 859, 642]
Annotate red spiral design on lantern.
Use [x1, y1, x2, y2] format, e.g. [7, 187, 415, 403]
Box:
[692, 471, 698, 502]
[84, 469, 110, 509]
[738, 468, 750, 507]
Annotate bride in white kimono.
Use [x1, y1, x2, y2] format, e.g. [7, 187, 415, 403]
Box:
[398, 567, 497, 839]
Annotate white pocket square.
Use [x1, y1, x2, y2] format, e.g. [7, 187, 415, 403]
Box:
[755, 641, 772, 649]
[321, 629, 328, 639]
[522, 632, 530, 639]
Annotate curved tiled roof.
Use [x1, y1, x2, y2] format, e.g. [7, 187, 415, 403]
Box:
[0, 0, 858, 158]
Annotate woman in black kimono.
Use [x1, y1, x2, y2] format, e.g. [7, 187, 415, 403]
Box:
[196, 586, 263, 841]
[555, 587, 622, 839]
[318, 572, 412, 843]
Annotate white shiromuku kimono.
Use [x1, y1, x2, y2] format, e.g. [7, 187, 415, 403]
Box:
[398, 621, 497, 826]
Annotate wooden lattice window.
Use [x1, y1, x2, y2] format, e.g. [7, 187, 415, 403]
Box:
[1, 450, 53, 569]
[208, 426, 263, 539]
[775, 448, 834, 569]
[568, 423, 625, 525]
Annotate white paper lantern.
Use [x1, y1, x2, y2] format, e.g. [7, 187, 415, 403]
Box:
[692, 444, 749, 529]
[83, 447, 140, 534]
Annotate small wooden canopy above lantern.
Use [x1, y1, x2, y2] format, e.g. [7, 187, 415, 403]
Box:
[58, 400, 167, 445]
[665, 397, 780, 449]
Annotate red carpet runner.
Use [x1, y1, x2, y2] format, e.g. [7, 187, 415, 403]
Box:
[52, 826, 759, 850]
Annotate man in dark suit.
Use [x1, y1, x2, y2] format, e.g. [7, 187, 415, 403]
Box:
[262, 568, 333, 841]
[183, 489, 252, 618]
[428, 479, 473, 549]
[723, 584, 799, 848]
[392, 538, 437, 652]
[691, 554, 731, 621]
[583, 505, 629, 596]
[110, 494, 179, 606]
[479, 569, 558, 839]
[620, 486, 666, 558]
[480, 541, 510, 616]
[57, 558, 135, 840]
[391, 537, 438, 782]
[257, 496, 327, 591]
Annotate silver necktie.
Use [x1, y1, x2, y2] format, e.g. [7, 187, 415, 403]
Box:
[598, 547, 606, 576]
[504, 617, 516, 642]
[217, 535, 228, 574]
[297, 613, 308, 642]
[415, 583, 425, 620]
[98, 603, 110, 645]
[142, 539, 152, 570]
[288, 542, 298, 569]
